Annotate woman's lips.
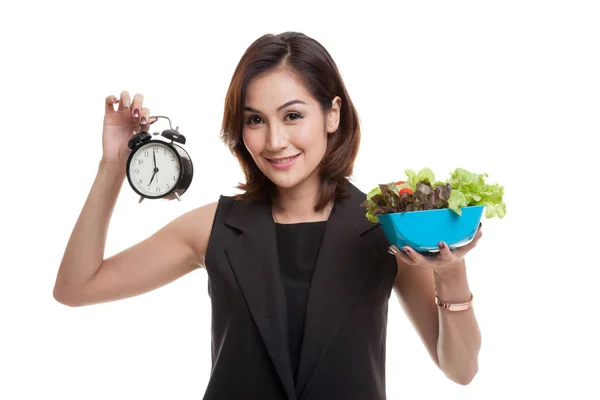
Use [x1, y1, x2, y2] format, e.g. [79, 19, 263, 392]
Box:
[265, 153, 300, 169]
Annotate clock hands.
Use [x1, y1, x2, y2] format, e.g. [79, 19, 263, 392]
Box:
[148, 148, 159, 187]
[153, 149, 158, 185]
[148, 169, 156, 186]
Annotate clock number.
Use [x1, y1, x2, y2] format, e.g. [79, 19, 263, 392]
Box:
[174, 165, 179, 171]
[137, 159, 143, 165]
[134, 169, 139, 174]
[156, 187, 161, 193]
[144, 151, 149, 157]
[138, 178, 143, 183]
[173, 176, 176, 181]
[170, 155, 175, 161]
[166, 183, 170, 189]
[164, 148, 167, 155]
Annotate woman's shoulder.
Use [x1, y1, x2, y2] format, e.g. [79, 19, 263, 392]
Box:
[181, 193, 241, 231]
[186, 193, 249, 238]
[186, 193, 238, 219]
[341, 181, 393, 248]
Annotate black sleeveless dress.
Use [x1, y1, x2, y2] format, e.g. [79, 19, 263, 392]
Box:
[275, 221, 327, 384]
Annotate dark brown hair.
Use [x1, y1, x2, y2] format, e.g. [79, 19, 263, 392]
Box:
[220, 31, 360, 211]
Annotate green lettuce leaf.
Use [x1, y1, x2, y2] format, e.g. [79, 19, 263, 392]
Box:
[405, 167, 436, 190]
[448, 190, 468, 215]
[447, 168, 506, 218]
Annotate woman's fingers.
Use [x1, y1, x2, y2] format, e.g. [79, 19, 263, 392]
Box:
[139, 107, 152, 130]
[400, 246, 430, 264]
[118, 90, 131, 110]
[388, 225, 484, 270]
[105, 95, 120, 113]
[106, 91, 156, 131]
[388, 245, 417, 265]
[130, 93, 144, 120]
[437, 242, 455, 262]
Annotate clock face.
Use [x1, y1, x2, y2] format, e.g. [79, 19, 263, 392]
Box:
[128, 142, 181, 197]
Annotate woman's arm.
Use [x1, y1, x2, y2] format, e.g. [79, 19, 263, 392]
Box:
[53, 159, 217, 307]
[393, 259, 481, 385]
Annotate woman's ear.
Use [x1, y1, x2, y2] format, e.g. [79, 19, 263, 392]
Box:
[326, 96, 342, 133]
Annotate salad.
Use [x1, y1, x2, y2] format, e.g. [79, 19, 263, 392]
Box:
[361, 167, 506, 223]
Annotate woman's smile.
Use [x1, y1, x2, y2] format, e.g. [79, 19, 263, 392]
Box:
[265, 153, 301, 169]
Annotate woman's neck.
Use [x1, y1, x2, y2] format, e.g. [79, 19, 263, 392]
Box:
[272, 178, 332, 223]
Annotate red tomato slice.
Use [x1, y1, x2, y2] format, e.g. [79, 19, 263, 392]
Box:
[396, 180, 406, 185]
[399, 187, 413, 195]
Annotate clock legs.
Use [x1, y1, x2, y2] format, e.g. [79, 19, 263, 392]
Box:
[138, 192, 181, 203]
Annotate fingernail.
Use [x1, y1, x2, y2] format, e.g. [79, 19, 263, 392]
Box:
[400, 248, 409, 254]
[133, 108, 139, 118]
[140, 117, 147, 125]
[124, 100, 130, 108]
[388, 246, 398, 255]
[403, 247, 411, 253]
[479, 222, 482, 229]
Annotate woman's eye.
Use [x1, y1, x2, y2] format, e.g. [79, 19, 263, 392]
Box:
[246, 115, 263, 126]
[286, 112, 303, 121]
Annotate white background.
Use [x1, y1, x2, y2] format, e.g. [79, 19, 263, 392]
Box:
[1, 0, 599, 398]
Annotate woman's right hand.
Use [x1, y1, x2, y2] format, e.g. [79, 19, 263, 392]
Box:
[101, 91, 158, 166]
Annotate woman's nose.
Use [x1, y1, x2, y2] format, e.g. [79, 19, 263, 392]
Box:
[266, 125, 288, 152]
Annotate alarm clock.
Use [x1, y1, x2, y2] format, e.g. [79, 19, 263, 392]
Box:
[126, 116, 193, 203]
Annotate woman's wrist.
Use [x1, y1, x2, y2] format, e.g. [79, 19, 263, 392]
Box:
[433, 260, 472, 303]
[98, 158, 127, 181]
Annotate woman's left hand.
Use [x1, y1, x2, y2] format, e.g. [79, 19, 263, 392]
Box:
[388, 223, 483, 276]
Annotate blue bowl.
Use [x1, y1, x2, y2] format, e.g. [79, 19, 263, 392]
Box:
[377, 205, 484, 253]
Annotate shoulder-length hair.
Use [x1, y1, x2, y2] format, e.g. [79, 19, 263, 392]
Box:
[220, 31, 361, 211]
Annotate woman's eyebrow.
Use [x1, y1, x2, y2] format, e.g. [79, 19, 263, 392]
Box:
[244, 99, 307, 113]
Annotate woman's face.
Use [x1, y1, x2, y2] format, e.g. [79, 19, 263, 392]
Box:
[242, 69, 340, 190]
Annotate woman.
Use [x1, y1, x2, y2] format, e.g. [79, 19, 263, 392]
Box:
[53, 31, 482, 400]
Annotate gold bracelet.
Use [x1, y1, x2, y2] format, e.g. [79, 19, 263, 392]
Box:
[435, 292, 473, 312]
